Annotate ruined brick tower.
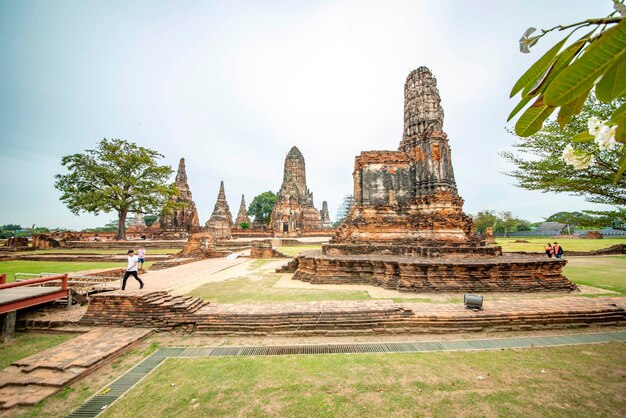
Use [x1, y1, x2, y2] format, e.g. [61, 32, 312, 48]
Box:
[333, 67, 475, 246]
[292, 67, 575, 294]
[234, 194, 251, 228]
[320, 201, 332, 228]
[160, 158, 200, 235]
[270, 146, 322, 236]
[205, 181, 233, 239]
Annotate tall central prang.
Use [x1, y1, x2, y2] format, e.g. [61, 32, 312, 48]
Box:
[332, 67, 476, 250]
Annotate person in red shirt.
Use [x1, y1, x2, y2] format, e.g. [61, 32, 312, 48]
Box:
[553, 242, 564, 259]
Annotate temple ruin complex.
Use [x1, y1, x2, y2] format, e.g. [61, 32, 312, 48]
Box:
[205, 181, 233, 239]
[291, 67, 577, 293]
[270, 146, 322, 236]
[159, 158, 200, 235]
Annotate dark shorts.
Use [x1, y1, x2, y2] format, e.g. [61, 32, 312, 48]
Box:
[138, 258, 145, 263]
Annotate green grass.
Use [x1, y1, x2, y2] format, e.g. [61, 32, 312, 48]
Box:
[565, 255, 626, 295]
[277, 245, 322, 257]
[188, 255, 626, 304]
[102, 342, 626, 418]
[496, 237, 626, 252]
[0, 261, 145, 282]
[16, 248, 181, 255]
[188, 273, 370, 303]
[0, 332, 75, 369]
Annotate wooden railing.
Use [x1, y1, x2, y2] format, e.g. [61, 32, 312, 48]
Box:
[0, 274, 70, 314]
[0, 274, 68, 290]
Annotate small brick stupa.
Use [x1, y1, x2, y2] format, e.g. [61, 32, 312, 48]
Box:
[234, 195, 251, 228]
[205, 181, 233, 239]
[320, 201, 332, 229]
[292, 67, 577, 293]
[160, 158, 201, 235]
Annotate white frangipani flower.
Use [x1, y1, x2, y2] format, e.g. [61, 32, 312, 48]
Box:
[587, 117, 603, 136]
[562, 144, 576, 164]
[562, 144, 595, 170]
[572, 154, 595, 170]
[594, 124, 617, 150]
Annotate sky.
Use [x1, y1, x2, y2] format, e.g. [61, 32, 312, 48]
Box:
[0, 0, 614, 229]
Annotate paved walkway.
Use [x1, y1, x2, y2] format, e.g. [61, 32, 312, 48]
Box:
[0, 327, 151, 409]
[131, 257, 249, 294]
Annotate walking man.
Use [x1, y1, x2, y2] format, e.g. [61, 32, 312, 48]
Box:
[122, 249, 144, 290]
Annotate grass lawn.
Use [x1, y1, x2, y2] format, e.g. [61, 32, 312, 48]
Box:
[496, 237, 626, 252]
[277, 244, 322, 257]
[189, 273, 370, 303]
[188, 255, 626, 303]
[16, 248, 181, 255]
[0, 260, 151, 282]
[102, 342, 626, 418]
[0, 332, 76, 369]
[565, 255, 626, 295]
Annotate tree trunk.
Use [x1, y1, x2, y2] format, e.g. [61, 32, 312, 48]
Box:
[116, 210, 128, 241]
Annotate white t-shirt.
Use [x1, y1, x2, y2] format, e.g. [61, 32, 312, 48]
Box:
[127, 255, 139, 272]
[137, 249, 146, 258]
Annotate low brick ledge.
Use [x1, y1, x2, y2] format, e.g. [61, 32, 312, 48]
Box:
[79, 291, 626, 335]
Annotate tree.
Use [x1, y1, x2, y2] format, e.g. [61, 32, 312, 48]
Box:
[510, 1, 625, 180]
[248, 191, 277, 225]
[144, 215, 159, 227]
[239, 222, 250, 229]
[55, 139, 177, 240]
[545, 211, 585, 234]
[498, 211, 516, 238]
[501, 96, 626, 206]
[472, 210, 499, 234]
[546, 209, 624, 229]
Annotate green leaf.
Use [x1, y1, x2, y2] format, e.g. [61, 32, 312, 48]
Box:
[545, 19, 626, 107]
[557, 89, 590, 127]
[515, 97, 556, 137]
[510, 36, 570, 98]
[615, 114, 626, 143]
[611, 102, 626, 123]
[525, 32, 591, 97]
[572, 132, 594, 142]
[507, 95, 533, 122]
[614, 151, 626, 183]
[595, 57, 626, 102]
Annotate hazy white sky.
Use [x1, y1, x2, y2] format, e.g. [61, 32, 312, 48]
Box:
[0, 0, 613, 229]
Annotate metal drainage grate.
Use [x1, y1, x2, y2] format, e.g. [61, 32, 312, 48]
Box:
[67, 348, 185, 418]
[67, 331, 626, 417]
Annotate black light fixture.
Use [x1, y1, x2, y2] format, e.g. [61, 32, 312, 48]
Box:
[464, 294, 483, 310]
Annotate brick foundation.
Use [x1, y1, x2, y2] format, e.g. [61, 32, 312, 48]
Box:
[79, 291, 625, 335]
[292, 251, 576, 293]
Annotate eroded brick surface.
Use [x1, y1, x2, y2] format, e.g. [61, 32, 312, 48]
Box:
[0, 327, 150, 409]
[79, 291, 625, 335]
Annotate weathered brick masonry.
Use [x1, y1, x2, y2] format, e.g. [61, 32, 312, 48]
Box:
[80, 291, 625, 335]
[293, 67, 577, 293]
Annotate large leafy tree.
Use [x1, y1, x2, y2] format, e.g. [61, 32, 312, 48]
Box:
[55, 139, 177, 240]
[501, 96, 626, 206]
[472, 210, 499, 234]
[248, 191, 277, 225]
